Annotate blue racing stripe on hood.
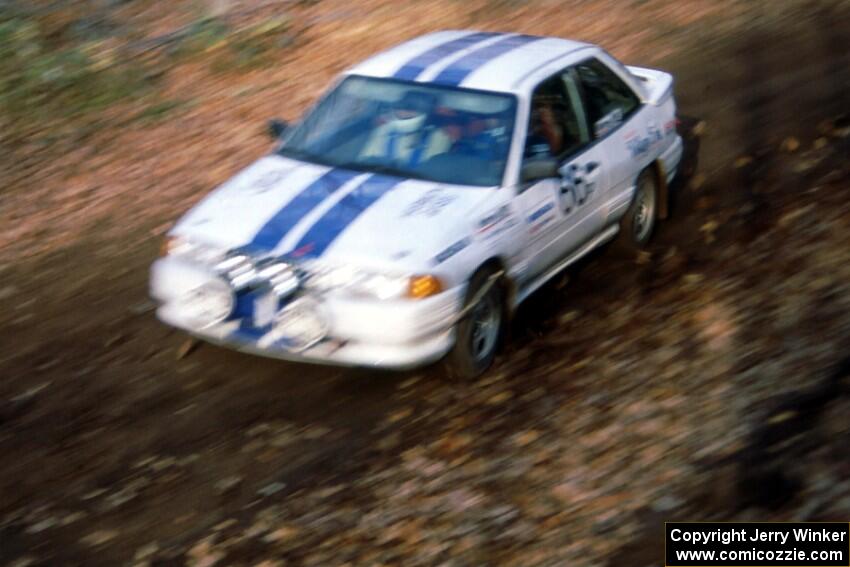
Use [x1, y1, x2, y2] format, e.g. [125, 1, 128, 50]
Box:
[392, 32, 501, 81]
[248, 168, 359, 251]
[289, 174, 405, 259]
[431, 34, 544, 86]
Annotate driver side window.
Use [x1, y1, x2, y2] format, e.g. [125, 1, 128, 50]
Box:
[523, 71, 590, 161]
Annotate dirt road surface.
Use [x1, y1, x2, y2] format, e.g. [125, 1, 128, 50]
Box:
[1, 1, 849, 565]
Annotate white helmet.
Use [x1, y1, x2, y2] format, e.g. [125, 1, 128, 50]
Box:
[389, 91, 432, 134]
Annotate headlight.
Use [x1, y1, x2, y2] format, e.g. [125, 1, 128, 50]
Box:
[305, 264, 442, 300]
[308, 265, 362, 291]
[361, 273, 410, 300]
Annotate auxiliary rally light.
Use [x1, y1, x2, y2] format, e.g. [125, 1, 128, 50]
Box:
[179, 279, 234, 328]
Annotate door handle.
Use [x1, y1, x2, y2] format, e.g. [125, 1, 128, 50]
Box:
[584, 161, 600, 174]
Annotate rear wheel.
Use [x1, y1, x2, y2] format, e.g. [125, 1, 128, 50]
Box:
[444, 267, 504, 380]
[616, 168, 658, 250]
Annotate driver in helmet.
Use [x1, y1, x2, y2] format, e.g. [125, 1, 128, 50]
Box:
[361, 91, 451, 166]
[525, 91, 565, 158]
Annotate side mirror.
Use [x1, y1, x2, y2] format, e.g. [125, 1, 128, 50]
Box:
[267, 118, 289, 140]
[521, 157, 560, 182]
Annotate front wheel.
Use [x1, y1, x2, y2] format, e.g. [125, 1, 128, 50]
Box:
[444, 267, 504, 380]
[616, 168, 658, 250]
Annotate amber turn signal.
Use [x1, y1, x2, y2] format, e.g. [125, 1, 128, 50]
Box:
[408, 274, 444, 299]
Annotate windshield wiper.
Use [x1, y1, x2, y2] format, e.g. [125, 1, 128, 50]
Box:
[334, 162, 429, 182]
[276, 146, 332, 167]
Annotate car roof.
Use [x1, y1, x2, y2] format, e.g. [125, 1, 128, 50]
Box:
[345, 30, 594, 94]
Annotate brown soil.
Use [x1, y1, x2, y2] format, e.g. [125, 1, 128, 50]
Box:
[1, 1, 849, 565]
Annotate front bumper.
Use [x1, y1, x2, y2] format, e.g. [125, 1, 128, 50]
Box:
[150, 257, 464, 370]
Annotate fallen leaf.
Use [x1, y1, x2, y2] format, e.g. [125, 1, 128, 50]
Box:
[214, 476, 242, 494]
[437, 433, 473, 453]
[700, 220, 718, 243]
[833, 124, 850, 138]
[635, 250, 652, 265]
[792, 156, 824, 172]
[213, 519, 238, 532]
[388, 407, 412, 423]
[257, 482, 286, 497]
[398, 376, 420, 389]
[61, 512, 86, 526]
[177, 338, 198, 360]
[694, 303, 737, 350]
[559, 310, 579, 325]
[81, 530, 118, 547]
[263, 525, 300, 543]
[552, 481, 588, 503]
[0, 285, 16, 300]
[692, 121, 706, 136]
[514, 430, 541, 447]
[778, 205, 812, 228]
[26, 518, 57, 534]
[487, 391, 513, 405]
[187, 539, 222, 567]
[82, 487, 108, 500]
[734, 156, 753, 168]
[134, 542, 159, 561]
[767, 410, 797, 425]
[689, 173, 706, 190]
[129, 300, 156, 315]
[780, 136, 800, 152]
[151, 456, 176, 471]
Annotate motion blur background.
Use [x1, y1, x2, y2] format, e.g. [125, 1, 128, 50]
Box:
[1, 0, 849, 565]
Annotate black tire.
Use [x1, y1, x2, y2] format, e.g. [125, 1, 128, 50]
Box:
[615, 168, 659, 251]
[444, 267, 504, 380]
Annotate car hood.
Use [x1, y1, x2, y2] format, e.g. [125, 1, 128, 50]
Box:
[173, 155, 496, 271]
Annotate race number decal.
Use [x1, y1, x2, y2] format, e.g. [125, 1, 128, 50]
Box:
[560, 166, 593, 213]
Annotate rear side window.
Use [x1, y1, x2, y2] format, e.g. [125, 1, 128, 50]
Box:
[575, 58, 640, 137]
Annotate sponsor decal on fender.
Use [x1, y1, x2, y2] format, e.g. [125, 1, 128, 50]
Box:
[625, 124, 664, 158]
[477, 205, 516, 239]
[527, 201, 556, 235]
[434, 237, 471, 265]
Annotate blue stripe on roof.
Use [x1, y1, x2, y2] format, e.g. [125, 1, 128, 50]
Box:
[291, 174, 404, 259]
[430, 34, 544, 86]
[392, 32, 501, 81]
[248, 168, 359, 251]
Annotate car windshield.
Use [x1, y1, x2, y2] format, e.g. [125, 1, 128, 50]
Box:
[278, 75, 517, 187]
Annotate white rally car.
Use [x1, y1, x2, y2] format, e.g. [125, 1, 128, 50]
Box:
[151, 30, 683, 378]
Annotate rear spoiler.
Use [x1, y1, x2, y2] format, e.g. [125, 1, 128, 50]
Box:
[626, 65, 674, 106]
